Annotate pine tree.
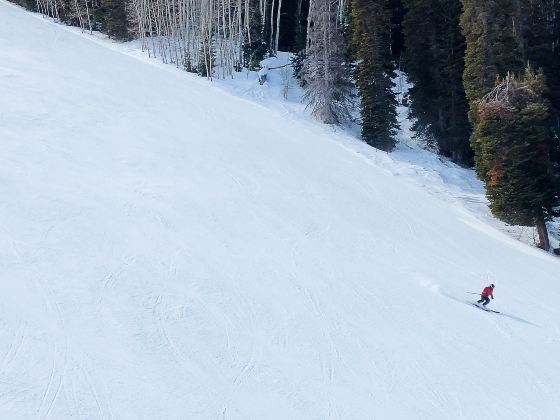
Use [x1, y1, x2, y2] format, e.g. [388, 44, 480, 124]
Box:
[48, 0, 89, 27]
[462, 0, 560, 250]
[475, 68, 560, 250]
[461, 0, 524, 120]
[242, 7, 267, 70]
[291, 50, 307, 87]
[290, 0, 310, 85]
[389, 0, 405, 61]
[402, 0, 472, 165]
[275, 0, 309, 51]
[183, 54, 197, 73]
[521, 0, 560, 136]
[303, 0, 353, 124]
[95, 0, 130, 41]
[294, 0, 310, 52]
[351, 0, 397, 151]
[9, 0, 36, 10]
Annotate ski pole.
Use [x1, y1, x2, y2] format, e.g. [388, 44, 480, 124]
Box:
[466, 292, 480, 295]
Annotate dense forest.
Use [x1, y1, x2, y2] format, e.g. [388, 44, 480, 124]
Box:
[8, 0, 560, 250]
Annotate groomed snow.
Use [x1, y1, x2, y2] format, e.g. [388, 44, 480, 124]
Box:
[1, 2, 560, 419]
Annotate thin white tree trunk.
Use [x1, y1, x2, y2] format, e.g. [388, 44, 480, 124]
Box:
[275, 0, 282, 52]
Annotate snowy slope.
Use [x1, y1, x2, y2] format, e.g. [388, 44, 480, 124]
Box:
[1, 2, 560, 419]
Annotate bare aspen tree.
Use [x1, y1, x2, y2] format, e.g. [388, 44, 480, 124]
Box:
[33, 0, 95, 32]
[269, 0, 275, 50]
[303, 0, 353, 123]
[127, 0, 268, 79]
[274, 0, 282, 52]
[31, 0, 277, 79]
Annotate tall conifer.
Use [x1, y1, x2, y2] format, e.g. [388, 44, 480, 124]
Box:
[351, 0, 397, 151]
[521, 0, 560, 135]
[461, 0, 524, 119]
[475, 69, 560, 249]
[243, 7, 267, 70]
[95, 0, 130, 41]
[403, 0, 472, 164]
[461, 0, 560, 249]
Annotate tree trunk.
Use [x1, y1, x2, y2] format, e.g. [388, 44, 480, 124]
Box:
[270, 0, 276, 51]
[535, 215, 550, 251]
[275, 0, 282, 52]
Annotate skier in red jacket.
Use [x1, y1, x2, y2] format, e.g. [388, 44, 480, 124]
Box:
[477, 284, 495, 306]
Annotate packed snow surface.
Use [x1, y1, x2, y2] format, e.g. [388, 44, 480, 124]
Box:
[1, 2, 560, 419]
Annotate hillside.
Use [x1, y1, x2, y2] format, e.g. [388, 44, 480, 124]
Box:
[1, 2, 559, 419]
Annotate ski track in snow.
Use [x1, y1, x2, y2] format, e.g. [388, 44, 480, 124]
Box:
[1, 1, 560, 419]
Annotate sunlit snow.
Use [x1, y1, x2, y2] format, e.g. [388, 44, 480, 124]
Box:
[1, 1, 559, 419]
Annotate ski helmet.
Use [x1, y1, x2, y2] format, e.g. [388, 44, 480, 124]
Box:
[490, 284, 495, 288]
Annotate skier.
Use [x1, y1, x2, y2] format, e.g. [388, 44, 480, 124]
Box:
[477, 284, 495, 306]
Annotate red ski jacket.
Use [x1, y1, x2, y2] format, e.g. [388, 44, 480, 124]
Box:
[481, 286, 494, 298]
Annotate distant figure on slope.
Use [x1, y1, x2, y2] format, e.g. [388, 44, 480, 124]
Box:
[477, 284, 495, 306]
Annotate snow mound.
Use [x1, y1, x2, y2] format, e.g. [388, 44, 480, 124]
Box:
[1, 2, 559, 419]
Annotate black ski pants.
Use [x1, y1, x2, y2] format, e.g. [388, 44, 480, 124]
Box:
[477, 296, 490, 306]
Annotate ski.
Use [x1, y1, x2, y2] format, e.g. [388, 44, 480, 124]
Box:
[472, 303, 500, 314]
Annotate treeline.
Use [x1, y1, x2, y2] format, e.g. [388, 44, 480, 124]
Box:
[9, 0, 130, 39]
[461, 0, 560, 250]
[10, 0, 560, 250]
[301, 0, 559, 250]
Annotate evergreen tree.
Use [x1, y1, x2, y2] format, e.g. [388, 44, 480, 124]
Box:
[289, 0, 310, 85]
[475, 69, 560, 250]
[11, 0, 128, 40]
[293, 0, 310, 52]
[276, 0, 309, 51]
[183, 53, 197, 73]
[389, 0, 405, 61]
[461, 0, 524, 120]
[242, 7, 267, 70]
[95, 0, 130, 41]
[51, 0, 87, 26]
[351, 0, 397, 151]
[291, 50, 307, 87]
[403, 0, 472, 164]
[10, 0, 36, 10]
[521, 0, 560, 136]
[462, 0, 560, 250]
[303, 0, 353, 124]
